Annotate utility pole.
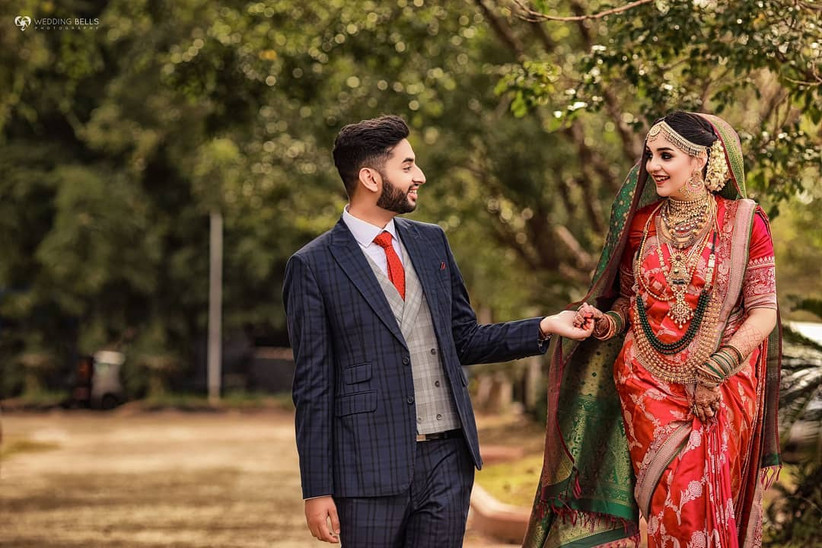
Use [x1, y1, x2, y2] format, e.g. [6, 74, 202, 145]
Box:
[208, 209, 223, 405]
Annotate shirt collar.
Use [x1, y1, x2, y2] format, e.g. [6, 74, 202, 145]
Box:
[342, 205, 399, 248]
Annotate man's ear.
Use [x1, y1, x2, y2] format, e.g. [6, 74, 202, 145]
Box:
[358, 167, 381, 194]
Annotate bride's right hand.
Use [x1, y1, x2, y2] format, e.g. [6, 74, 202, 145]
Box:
[574, 303, 604, 330]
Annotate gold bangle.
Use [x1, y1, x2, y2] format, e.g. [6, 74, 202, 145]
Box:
[721, 344, 744, 364]
[593, 315, 616, 340]
[605, 311, 625, 334]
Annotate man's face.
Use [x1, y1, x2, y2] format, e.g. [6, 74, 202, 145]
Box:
[375, 139, 426, 214]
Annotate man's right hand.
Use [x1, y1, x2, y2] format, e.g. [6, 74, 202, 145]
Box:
[305, 496, 340, 543]
[541, 310, 594, 341]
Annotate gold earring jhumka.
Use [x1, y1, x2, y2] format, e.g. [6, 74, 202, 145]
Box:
[682, 170, 706, 198]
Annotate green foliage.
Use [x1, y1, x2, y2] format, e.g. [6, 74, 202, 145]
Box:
[772, 187, 822, 316]
[794, 299, 822, 321]
[764, 463, 822, 546]
[0, 0, 819, 398]
[498, 0, 821, 209]
[779, 328, 822, 450]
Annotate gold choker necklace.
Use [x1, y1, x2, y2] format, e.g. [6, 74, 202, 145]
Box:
[660, 193, 714, 249]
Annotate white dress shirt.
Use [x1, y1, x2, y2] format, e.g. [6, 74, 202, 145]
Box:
[342, 206, 405, 276]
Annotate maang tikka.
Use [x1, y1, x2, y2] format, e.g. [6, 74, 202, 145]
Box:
[646, 121, 708, 158]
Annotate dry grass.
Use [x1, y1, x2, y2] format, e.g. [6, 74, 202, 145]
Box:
[0, 408, 518, 547]
[475, 454, 543, 507]
[0, 410, 308, 547]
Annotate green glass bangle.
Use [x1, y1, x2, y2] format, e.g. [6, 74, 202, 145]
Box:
[720, 344, 744, 364]
[698, 365, 723, 383]
[606, 311, 624, 333]
[713, 351, 735, 375]
[704, 359, 725, 380]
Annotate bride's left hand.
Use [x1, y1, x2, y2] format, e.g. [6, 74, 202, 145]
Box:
[692, 383, 721, 423]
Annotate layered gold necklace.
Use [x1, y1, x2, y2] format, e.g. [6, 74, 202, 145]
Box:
[631, 196, 721, 384]
[656, 231, 710, 327]
[659, 192, 715, 249]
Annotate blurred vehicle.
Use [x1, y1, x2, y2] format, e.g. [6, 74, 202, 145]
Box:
[69, 355, 95, 407]
[67, 351, 125, 410]
[91, 350, 125, 409]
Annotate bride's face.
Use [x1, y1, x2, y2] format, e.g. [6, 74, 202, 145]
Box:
[645, 134, 706, 200]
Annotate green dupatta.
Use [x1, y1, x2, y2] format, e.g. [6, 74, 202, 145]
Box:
[523, 113, 782, 547]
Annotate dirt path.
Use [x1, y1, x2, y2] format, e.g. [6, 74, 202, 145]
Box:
[0, 409, 514, 547]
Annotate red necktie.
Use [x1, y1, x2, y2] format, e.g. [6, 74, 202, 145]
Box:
[373, 232, 405, 300]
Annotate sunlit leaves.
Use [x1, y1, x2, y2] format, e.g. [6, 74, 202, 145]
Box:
[498, 0, 820, 207]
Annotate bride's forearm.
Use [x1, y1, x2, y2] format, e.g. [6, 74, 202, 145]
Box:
[725, 308, 777, 360]
[611, 296, 631, 326]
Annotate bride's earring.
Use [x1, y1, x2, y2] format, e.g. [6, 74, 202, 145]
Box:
[682, 170, 705, 198]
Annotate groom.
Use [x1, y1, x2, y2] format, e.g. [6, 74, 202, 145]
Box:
[283, 115, 591, 546]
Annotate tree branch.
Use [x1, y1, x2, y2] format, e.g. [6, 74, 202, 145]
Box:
[568, 0, 641, 163]
[475, 0, 525, 58]
[511, 0, 654, 23]
[566, 121, 611, 184]
[528, 19, 556, 54]
[553, 224, 595, 271]
[573, 174, 606, 234]
[466, 147, 594, 282]
[561, 123, 607, 230]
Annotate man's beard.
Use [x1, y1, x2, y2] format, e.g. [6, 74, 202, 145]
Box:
[377, 175, 416, 214]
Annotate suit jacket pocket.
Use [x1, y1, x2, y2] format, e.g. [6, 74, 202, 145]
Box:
[335, 391, 377, 417]
[342, 362, 372, 384]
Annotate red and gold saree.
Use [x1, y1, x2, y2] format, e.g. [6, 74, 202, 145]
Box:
[524, 114, 781, 548]
[615, 197, 776, 547]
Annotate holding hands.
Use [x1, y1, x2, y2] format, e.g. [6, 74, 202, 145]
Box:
[541, 310, 595, 341]
[573, 303, 604, 331]
[573, 303, 619, 340]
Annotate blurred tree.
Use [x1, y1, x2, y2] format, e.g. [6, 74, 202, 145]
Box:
[0, 0, 818, 397]
[494, 0, 820, 208]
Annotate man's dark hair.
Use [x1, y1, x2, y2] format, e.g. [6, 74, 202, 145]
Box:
[332, 115, 410, 197]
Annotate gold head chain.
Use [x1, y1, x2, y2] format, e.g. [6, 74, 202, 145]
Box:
[647, 120, 729, 192]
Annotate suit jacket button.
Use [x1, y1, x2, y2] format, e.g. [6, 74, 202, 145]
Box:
[402, 357, 410, 365]
[407, 396, 415, 404]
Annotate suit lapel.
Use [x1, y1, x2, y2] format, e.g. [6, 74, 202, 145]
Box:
[396, 219, 447, 336]
[328, 219, 407, 349]
[399, 243, 423, 334]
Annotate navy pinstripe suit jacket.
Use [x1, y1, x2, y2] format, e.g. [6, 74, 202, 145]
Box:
[283, 217, 547, 499]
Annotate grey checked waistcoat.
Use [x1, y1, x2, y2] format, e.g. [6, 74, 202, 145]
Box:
[365, 240, 461, 434]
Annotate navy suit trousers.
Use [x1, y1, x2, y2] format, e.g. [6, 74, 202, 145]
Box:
[335, 437, 475, 547]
